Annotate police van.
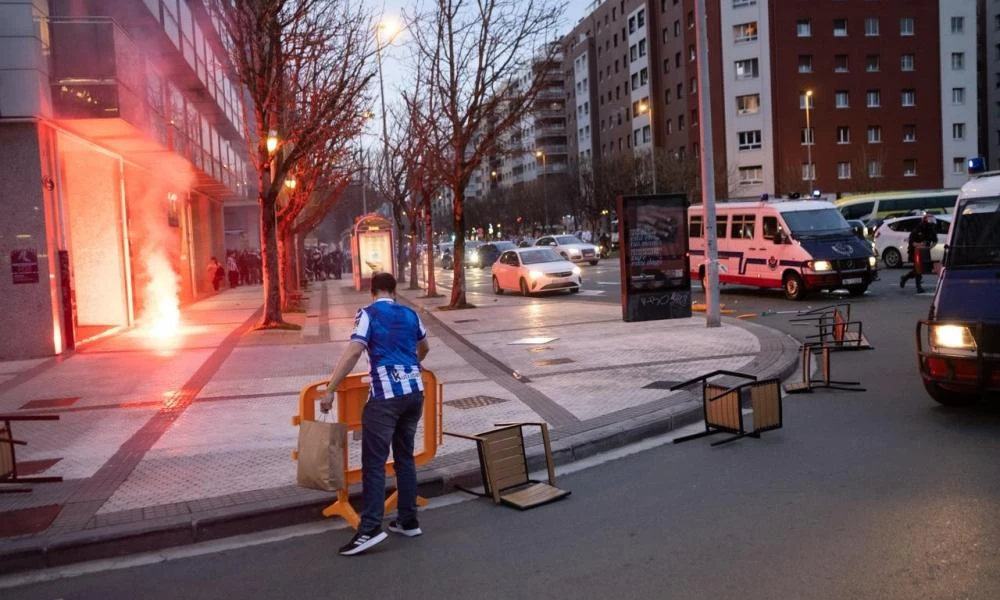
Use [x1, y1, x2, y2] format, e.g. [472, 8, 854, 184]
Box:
[916, 160, 1000, 405]
[688, 199, 878, 300]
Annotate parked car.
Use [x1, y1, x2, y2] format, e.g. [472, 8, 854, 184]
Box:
[517, 238, 535, 248]
[476, 241, 518, 268]
[491, 247, 582, 296]
[874, 214, 952, 268]
[534, 235, 600, 265]
[463, 240, 484, 267]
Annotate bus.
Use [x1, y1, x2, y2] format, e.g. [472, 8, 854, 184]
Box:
[834, 189, 959, 225]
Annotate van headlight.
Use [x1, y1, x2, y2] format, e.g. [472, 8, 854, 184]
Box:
[868, 256, 877, 267]
[572, 266, 582, 276]
[930, 325, 977, 352]
[808, 260, 833, 272]
[529, 270, 543, 279]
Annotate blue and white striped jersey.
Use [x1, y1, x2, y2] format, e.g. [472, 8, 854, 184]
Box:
[350, 298, 427, 400]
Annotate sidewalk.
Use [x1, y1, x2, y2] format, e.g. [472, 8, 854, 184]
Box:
[0, 278, 798, 573]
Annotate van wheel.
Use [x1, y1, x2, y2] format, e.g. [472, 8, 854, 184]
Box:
[519, 278, 531, 296]
[882, 247, 902, 269]
[589, 260, 599, 266]
[846, 284, 868, 297]
[492, 276, 503, 295]
[783, 272, 806, 301]
[923, 381, 976, 406]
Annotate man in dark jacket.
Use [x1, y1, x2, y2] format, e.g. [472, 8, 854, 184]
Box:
[900, 213, 938, 293]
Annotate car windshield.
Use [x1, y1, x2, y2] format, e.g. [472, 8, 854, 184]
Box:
[555, 235, 583, 245]
[519, 248, 564, 264]
[494, 241, 517, 250]
[947, 198, 1000, 267]
[781, 208, 852, 238]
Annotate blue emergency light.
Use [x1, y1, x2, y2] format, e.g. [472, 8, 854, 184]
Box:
[967, 157, 986, 174]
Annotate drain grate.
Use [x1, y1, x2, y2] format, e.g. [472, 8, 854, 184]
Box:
[444, 395, 510, 410]
[643, 380, 683, 390]
[534, 357, 575, 367]
[454, 319, 479, 324]
[527, 346, 553, 353]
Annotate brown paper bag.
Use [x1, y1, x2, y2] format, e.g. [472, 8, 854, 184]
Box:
[296, 419, 348, 491]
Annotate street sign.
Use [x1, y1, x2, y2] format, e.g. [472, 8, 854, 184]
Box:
[617, 194, 692, 322]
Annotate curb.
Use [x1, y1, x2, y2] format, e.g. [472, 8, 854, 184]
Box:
[0, 297, 801, 577]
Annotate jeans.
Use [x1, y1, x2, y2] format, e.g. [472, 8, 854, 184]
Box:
[359, 391, 424, 531]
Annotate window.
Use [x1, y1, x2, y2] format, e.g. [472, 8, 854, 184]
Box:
[730, 215, 756, 239]
[689, 77, 697, 94]
[802, 163, 815, 181]
[736, 94, 760, 115]
[868, 160, 883, 178]
[638, 9, 645, 28]
[903, 159, 917, 177]
[689, 45, 696, 62]
[901, 89, 915, 107]
[834, 54, 849, 72]
[735, 58, 759, 79]
[733, 0, 757, 8]
[734, 22, 758, 43]
[800, 92, 815, 109]
[903, 125, 916, 142]
[865, 17, 879, 36]
[950, 16, 964, 34]
[630, 45, 638, 61]
[900, 54, 914, 71]
[866, 90, 881, 108]
[640, 67, 649, 86]
[639, 39, 647, 57]
[836, 126, 850, 144]
[797, 19, 811, 37]
[762, 216, 779, 240]
[629, 16, 636, 33]
[952, 88, 965, 105]
[738, 166, 763, 185]
[689, 215, 703, 238]
[678, 115, 685, 130]
[835, 91, 849, 108]
[953, 123, 966, 140]
[951, 52, 965, 70]
[798, 55, 813, 73]
[867, 126, 882, 143]
[738, 130, 762, 150]
[866, 55, 880, 72]
[716, 215, 728, 238]
[800, 127, 814, 145]
[833, 19, 848, 37]
[837, 162, 852, 180]
[953, 157, 966, 174]
[900, 17, 914, 36]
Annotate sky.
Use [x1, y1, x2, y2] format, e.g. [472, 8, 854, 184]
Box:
[369, 0, 592, 134]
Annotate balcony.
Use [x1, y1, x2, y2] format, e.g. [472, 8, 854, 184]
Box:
[48, 18, 245, 202]
[537, 87, 565, 101]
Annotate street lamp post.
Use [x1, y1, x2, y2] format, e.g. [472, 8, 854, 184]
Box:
[805, 90, 814, 196]
[536, 150, 549, 230]
[638, 102, 656, 193]
[375, 18, 401, 273]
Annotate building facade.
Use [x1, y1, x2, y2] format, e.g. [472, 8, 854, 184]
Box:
[0, 0, 251, 359]
[564, 0, 981, 200]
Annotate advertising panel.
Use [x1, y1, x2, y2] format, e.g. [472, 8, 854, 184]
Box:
[357, 230, 392, 279]
[617, 194, 691, 322]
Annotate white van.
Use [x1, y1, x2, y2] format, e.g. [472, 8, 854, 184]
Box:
[688, 200, 878, 300]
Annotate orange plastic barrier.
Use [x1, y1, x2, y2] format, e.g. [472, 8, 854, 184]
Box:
[292, 369, 443, 529]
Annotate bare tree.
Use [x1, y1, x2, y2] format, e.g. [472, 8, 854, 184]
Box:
[207, 0, 376, 327]
[408, 0, 566, 308]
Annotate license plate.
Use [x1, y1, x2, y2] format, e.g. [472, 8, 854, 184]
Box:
[843, 277, 863, 285]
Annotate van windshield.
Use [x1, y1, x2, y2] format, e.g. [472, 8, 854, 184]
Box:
[780, 208, 852, 239]
[947, 198, 1000, 267]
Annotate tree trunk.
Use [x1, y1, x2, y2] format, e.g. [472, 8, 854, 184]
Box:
[408, 211, 419, 289]
[449, 185, 467, 308]
[424, 196, 438, 297]
[259, 186, 285, 327]
[278, 221, 296, 311]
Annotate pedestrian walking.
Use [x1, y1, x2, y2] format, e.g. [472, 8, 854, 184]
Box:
[206, 257, 224, 291]
[226, 253, 239, 288]
[900, 212, 938, 294]
[320, 272, 430, 556]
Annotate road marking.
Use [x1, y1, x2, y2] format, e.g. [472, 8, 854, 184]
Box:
[576, 290, 605, 296]
[596, 281, 618, 285]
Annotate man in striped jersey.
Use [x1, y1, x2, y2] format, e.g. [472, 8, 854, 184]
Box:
[320, 272, 430, 556]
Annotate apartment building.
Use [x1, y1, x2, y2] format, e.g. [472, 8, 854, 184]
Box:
[0, 0, 251, 358]
[564, 0, 981, 200]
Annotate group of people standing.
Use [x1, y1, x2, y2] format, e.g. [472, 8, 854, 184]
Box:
[206, 250, 262, 291]
[306, 247, 345, 281]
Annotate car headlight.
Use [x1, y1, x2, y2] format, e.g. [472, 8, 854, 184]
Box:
[930, 324, 977, 352]
[572, 266, 582, 276]
[808, 260, 833, 272]
[529, 270, 543, 279]
[569, 249, 581, 256]
[868, 256, 877, 267]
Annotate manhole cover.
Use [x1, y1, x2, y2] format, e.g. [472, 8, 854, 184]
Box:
[534, 358, 575, 367]
[454, 319, 479, 324]
[643, 380, 682, 390]
[444, 396, 510, 410]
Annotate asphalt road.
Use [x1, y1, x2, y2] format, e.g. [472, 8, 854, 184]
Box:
[5, 264, 999, 600]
